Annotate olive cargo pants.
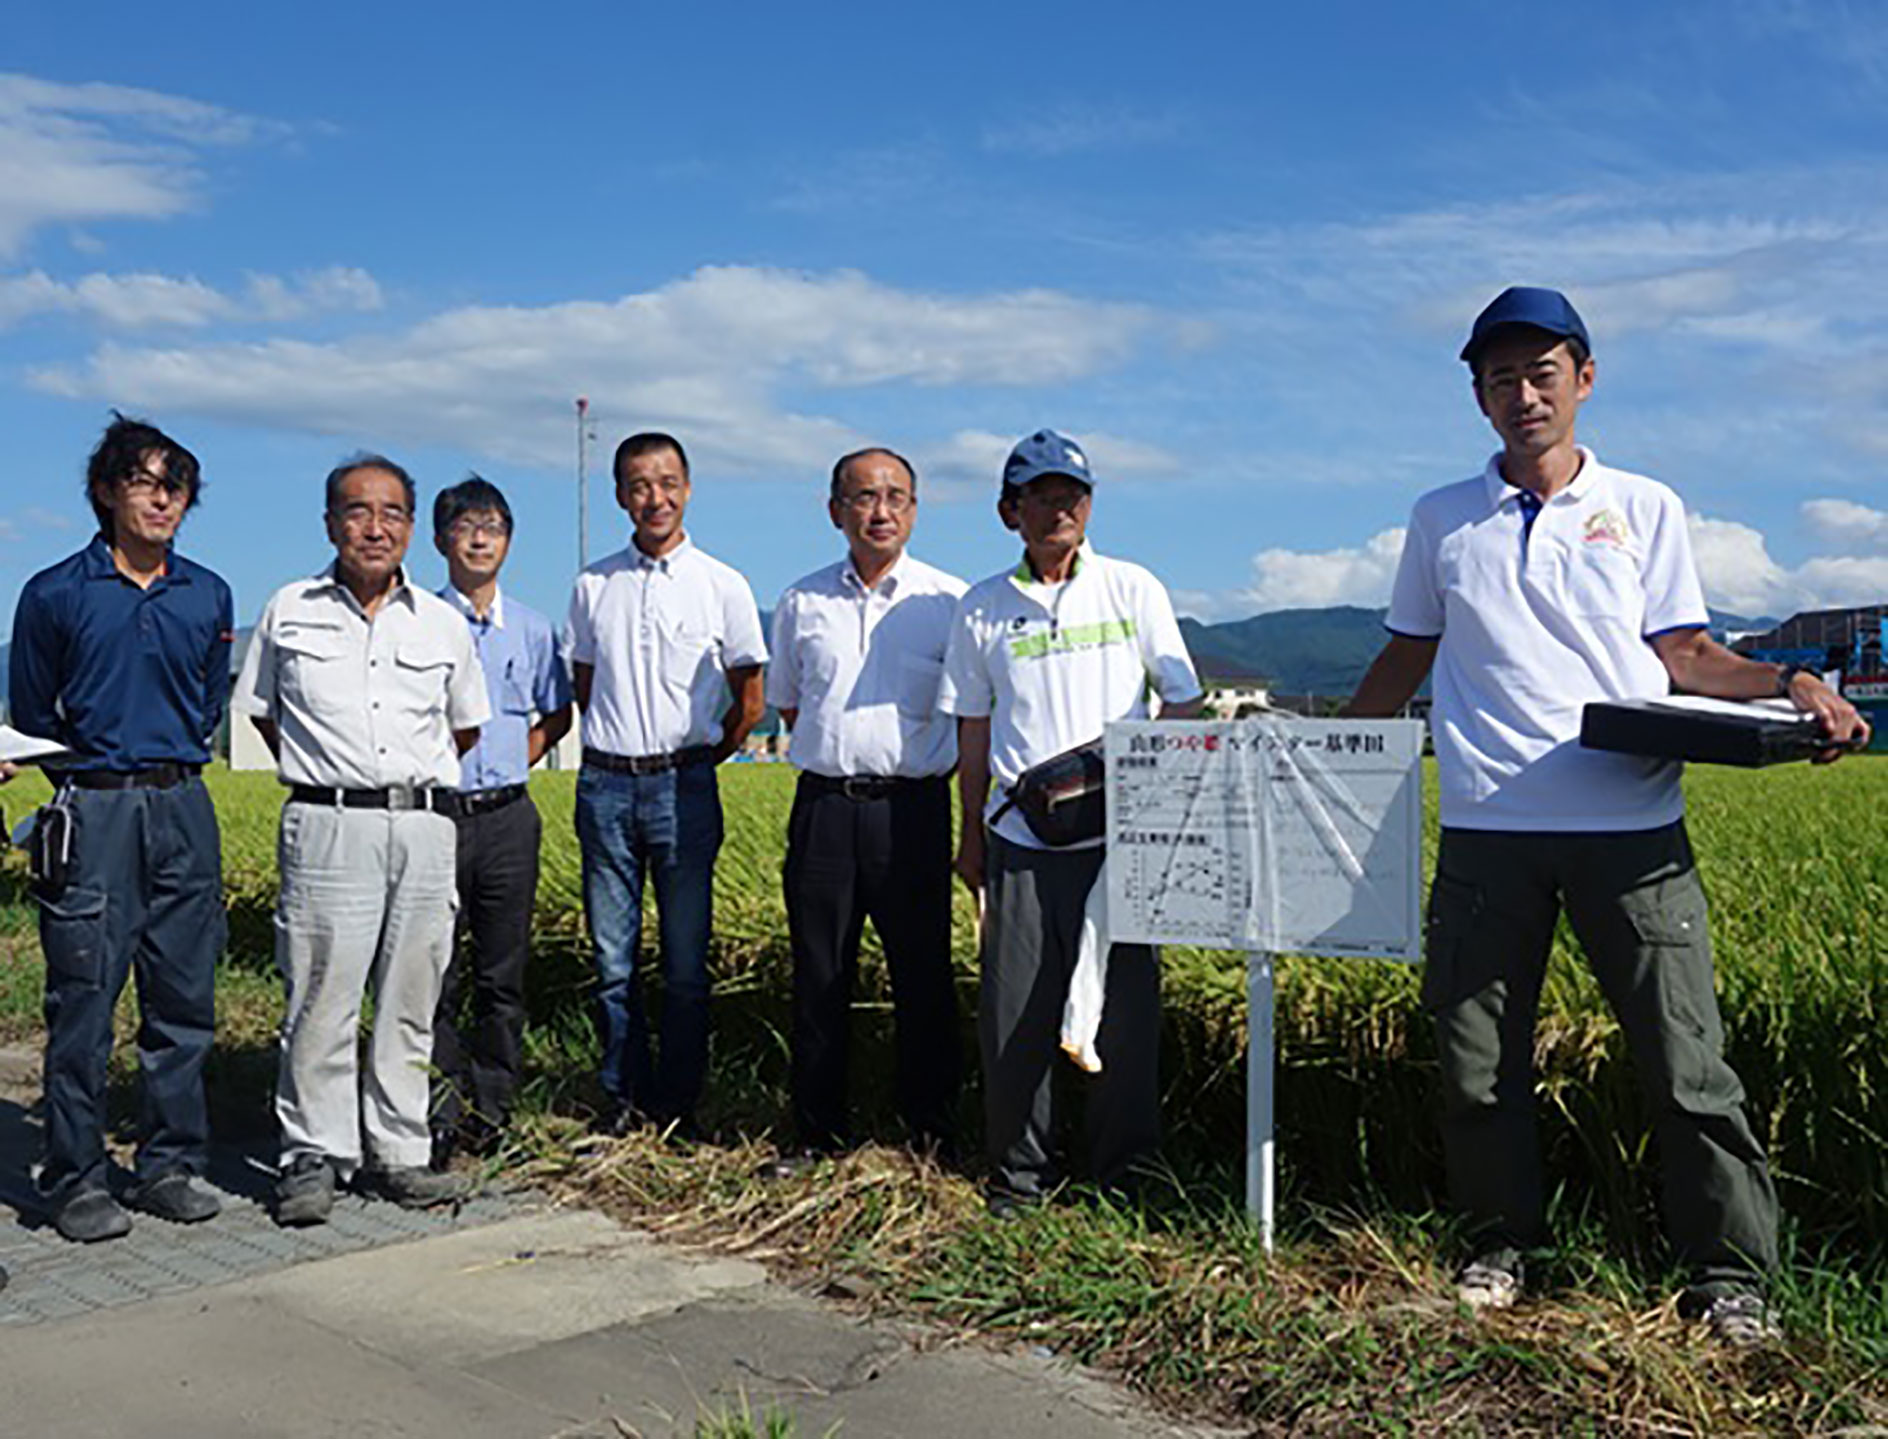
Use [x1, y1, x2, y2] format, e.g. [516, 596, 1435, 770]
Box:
[1425, 821, 1777, 1289]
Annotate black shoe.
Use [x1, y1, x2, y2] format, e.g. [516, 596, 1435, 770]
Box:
[274, 1154, 337, 1227]
[361, 1165, 471, 1209]
[125, 1172, 222, 1224]
[596, 1101, 651, 1139]
[51, 1186, 134, 1244]
[985, 1188, 1045, 1221]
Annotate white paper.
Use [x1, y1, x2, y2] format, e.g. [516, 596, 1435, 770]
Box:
[0, 725, 73, 764]
[1643, 695, 1814, 723]
[1105, 718, 1425, 960]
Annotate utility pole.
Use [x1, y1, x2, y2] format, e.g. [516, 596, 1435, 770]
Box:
[575, 396, 591, 570]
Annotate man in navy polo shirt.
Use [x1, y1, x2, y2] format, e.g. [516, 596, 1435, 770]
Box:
[9, 413, 234, 1243]
[1347, 288, 1869, 1343]
[429, 475, 572, 1162]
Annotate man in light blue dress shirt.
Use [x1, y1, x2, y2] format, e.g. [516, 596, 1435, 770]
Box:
[431, 476, 573, 1161]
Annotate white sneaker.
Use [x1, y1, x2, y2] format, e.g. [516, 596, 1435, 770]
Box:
[1697, 1291, 1781, 1346]
[1456, 1254, 1522, 1311]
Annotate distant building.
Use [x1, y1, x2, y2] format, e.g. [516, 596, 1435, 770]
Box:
[1734, 602, 1888, 749]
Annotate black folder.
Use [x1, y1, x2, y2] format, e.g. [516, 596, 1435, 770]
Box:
[1580, 698, 1845, 767]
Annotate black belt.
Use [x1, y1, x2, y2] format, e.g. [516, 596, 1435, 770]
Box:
[458, 784, 528, 817]
[287, 784, 460, 817]
[800, 772, 940, 801]
[582, 745, 716, 776]
[67, 764, 200, 791]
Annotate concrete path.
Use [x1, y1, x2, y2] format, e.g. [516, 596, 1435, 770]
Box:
[0, 1206, 1232, 1438]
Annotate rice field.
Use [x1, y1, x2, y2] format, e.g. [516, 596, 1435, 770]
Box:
[2, 754, 1884, 1259]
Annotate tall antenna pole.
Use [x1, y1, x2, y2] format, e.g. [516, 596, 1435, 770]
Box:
[576, 396, 590, 570]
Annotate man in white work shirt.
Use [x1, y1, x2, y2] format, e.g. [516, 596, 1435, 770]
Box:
[942, 429, 1203, 1214]
[1347, 287, 1868, 1343]
[236, 455, 490, 1225]
[765, 448, 966, 1171]
[567, 432, 767, 1136]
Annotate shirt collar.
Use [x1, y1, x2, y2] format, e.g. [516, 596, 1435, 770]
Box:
[1482, 445, 1599, 514]
[441, 581, 505, 627]
[81, 533, 187, 584]
[1010, 542, 1091, 590]
[843, 550, 908, 597]
[316, 561, 416, 609]
[630, 533, 693, 571]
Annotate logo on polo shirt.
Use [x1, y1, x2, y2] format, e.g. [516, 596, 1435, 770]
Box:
[1583, 508, 1629, 548]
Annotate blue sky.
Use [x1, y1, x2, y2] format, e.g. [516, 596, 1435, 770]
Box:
[4, 1, 1888, 635]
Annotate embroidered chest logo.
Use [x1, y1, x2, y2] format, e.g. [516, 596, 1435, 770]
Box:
[1582, 508, 1629, 548]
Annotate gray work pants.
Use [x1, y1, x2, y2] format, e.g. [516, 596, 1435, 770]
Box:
[981, 834, 1160, 1198]
[1426, 821, 1778, 1287]
[273, 802, 457, 1174]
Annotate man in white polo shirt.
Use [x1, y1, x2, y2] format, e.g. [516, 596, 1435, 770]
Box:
[942, 429, 1202, 1214]
[765, 447, 966, 1171]
[236, 455, 491, 1225]
[1347, 287, 1868, 1343]
[567, 431, 767, 1136]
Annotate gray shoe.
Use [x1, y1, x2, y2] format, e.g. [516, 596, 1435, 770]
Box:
[1694, 1290, 1781, 1347]
[1456, 1251, 1523, 1311]
[274, 1155, 337, 1227]
[362, 1165, 470, 1209]
[51, 1186, 133, 1244]
[126, 1172, 222, 1224]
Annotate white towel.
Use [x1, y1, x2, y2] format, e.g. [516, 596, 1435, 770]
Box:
[1059, 859, 1110, 1073]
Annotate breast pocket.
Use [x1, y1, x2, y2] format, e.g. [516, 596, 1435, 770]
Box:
[394, 645, 453, 714]
[1566, 545, 1645, 622]
[896, 652, 946, 720]
[499, 659, 535, 716]
[660, 621, 715, 691]
[277, 625, 353, 718]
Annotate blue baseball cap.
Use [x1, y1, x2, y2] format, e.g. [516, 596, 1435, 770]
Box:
[1003, 429, 1094, 491]
[1460, 286, 1591, 365]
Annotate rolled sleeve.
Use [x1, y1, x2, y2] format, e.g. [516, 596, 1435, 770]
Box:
[445, 626, 493, 731]
[1137, 576, 1203, 705]
[940, 605, 992, 719]
[721, 573, 768, 669]
[763, 592, 800, 711]
[1384, 516, 1441, 639]
[1641, 489, 1710, 637]
[232, 596, 279, 718]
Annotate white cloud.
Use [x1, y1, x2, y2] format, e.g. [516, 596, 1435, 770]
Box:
[1802, 497, 1888, 554]
[1195, 527, 1407, 615]
[1689, 510, 1888, 616]
[31, 265, 1174, 478]
[0, 265, 384, 330]
[982, 104, 1187, 157]
[0, 73, 274, 260]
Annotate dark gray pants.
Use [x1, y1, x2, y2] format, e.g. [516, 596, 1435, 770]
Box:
[981, 834, 1159, 1198]
[1426, 821, 1777, 1288]
[433, 793, 542, 1136]
[37, 780, 224, 1198]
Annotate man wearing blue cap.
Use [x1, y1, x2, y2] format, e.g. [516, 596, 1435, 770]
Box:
[941, 429, 1203, 1214]
[1346, 287, 1869, 1343]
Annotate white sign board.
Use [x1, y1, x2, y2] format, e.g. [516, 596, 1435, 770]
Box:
[1104, 718, 1425, 960]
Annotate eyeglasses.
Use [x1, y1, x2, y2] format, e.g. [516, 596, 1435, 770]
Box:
[120, 467, 190, 500]
[333, 503, 413, 529]
[448, 519, 509, 541]
[840, 489, 914, 514]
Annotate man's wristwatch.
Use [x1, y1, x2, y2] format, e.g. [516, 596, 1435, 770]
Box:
[1774, 662, 1814, 697]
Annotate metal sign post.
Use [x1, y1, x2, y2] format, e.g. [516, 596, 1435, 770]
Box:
[1247, 949, 1276, 1249]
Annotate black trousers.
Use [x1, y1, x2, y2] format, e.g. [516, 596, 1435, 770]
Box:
[782, 774, 961, 1151]
[432, 793, 541, 1135]
[38, 780, 223, 1197]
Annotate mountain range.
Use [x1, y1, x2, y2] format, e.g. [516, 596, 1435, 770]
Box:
[0, 607, 1782, 710]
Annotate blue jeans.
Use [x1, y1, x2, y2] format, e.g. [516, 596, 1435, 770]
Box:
[574, 762, 722, 1119]
[38, 780, 224, 1198]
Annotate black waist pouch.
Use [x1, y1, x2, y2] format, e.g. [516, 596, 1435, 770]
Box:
[994, 738, 1106, 848]
[26, 796, 76, 899]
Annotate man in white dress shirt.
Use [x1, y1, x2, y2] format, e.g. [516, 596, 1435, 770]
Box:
[567, 432, 767, 1135]
[235, 456, 490, 1225]
[765, 448, 966, 1170]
